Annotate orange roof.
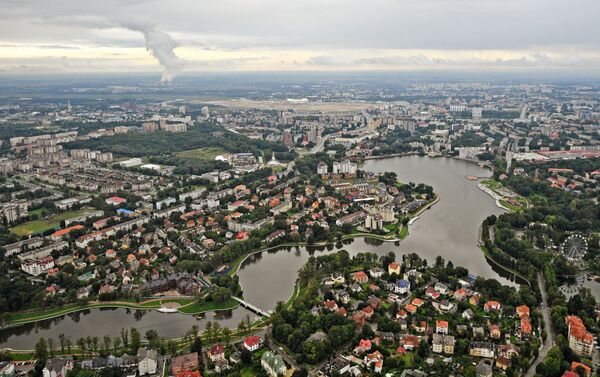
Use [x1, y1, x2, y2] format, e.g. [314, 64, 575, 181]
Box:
[51, 225, 84, 237]
[436, 320, 448, 328]
[411, 298, 424, 306]
[354, 271, 368, 280]
[176, 371, 202, 377]
[516, 305, 530, 317]
[566, 316, 593, 343]
[571, 362, 591, 377]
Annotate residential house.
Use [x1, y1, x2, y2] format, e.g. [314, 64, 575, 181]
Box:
[566, 315, 593, 357]
[43, 358, 73, 377]
[489, 325, 501, 340]
[243, 336, 263, 352]
[432, 334, 455, 355]
[171, 353, 198, 375]
[395, 279, 411, 294]
[388, 262, 401, 275]
[208, 345, 225, 363]
[436, 320, 449, 334]
[260, 351, 286, 377]
[137, 349, 158, 375]
[469, 342, 495, 358]
[353, 271, 368, 284]
[484, 300, 501, 312]
[476, 360, 493, 377]
[354, 339, 372, 355]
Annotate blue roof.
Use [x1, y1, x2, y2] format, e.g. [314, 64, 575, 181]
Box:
[117, 208, 134, 214]
[396, 279, 410, 287]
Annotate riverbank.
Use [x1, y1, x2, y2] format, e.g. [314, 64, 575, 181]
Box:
[476, 224, 531, 286]
[1, 296, 242, 329]
[229, 193, 440, 276]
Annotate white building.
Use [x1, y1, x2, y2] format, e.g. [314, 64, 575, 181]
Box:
[21, 257, 55, 276]
[119, 158, 143, 168]
[43, 359, 73, 377]
[332, 160, 358, 175]
[137, 349, 158, 375]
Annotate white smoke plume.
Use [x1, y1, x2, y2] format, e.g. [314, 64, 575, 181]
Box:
[123, 23, 184, 83]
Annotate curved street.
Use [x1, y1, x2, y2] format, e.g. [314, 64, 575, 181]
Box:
[526, 272, 555, 377]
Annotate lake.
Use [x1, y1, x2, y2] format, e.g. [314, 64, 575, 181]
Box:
[0, 156, 510, 349]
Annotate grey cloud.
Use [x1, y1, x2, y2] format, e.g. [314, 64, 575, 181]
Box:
[306, 53, 600, 68]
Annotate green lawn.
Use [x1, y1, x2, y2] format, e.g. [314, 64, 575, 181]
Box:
[27, 208, 48, 217]
[177, 298, 239, 314]
[176, 147, 227, 161]
[5, 299, 184, 325]
[481, 178, 502, 190]
[240, 367, 257, 377]
[398, 224, 409, 239]
[11, 208, 98, 236]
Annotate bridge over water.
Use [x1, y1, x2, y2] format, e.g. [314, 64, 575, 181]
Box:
[232, 296, 271, 318]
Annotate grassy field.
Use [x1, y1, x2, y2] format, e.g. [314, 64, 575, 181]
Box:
[398, 224, 409, 239]
[481, 178, 502, 190]
[176, 147, 227, 161]
[6, 298, 199, 325]
[177, 298, 239, 314]
[481, 179, 528, 212]
[27, 208, 48, 217]
[11, 208, 98, 236]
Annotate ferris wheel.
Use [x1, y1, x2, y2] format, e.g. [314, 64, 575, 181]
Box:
[561, 234, 588, 261]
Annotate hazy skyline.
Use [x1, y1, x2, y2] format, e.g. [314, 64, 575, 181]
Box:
[1, 0, 599, 78]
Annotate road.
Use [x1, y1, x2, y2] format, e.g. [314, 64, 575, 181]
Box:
[525, 272, 555, 377]
[310, 134, 330, 154]
[266, 330, 301, 372]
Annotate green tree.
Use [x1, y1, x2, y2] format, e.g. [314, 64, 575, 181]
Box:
[130, 328, 141, 353]
[34, 338, 48, 361]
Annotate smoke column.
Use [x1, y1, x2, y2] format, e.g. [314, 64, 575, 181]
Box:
[124, 23, 183, 83]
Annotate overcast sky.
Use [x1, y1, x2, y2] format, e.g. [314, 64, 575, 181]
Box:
[1, 0, 599, 77]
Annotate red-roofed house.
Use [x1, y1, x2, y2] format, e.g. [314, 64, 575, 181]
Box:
[516, 305, 530, 318]
[520, 318, 532, 338]
[50, 225, 85, 241]
[489, 324, 501, 339]
[353, 339, 372, 355]
[404, 304, 417, 314]
[324, 300, 338, 312]
[362, 306, 374, 320]
[436, 320, 449, 334]
[484, 300, 501, 312]
[566, 315, 593, 357]
[388, 262, 400, 275]
[571, 362, 592, 377]
[106, 196, 127, 206]
[208, 345, 225, 362]
[177, 372, 202, 377]
[243, 336, 263, 352]
[353, 271, 368, 284]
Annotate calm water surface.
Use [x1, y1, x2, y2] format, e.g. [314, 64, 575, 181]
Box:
[1, 156, 512, 349]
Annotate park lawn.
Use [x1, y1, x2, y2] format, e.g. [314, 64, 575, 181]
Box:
[27, 208, 48, 217]
[240, 367, 257, 377]
[500, 199, 524, 213]
[398, 224, 409, 239]
[178, 298, 239, 314]
[9, 353, 34, 361]
[176, 147, 227, 161]
[481, 178, 502, 190]
[141, 298, 195, 308]
[11, 208, 98, 236]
